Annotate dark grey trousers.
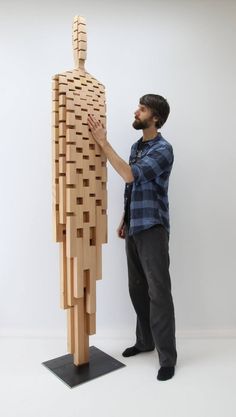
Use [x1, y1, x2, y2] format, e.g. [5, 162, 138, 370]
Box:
[125, 224, 177, 367]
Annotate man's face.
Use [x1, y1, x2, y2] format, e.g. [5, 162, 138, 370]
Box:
[132, 104, 157, 130]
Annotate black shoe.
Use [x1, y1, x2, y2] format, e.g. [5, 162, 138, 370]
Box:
[157, 366, 175, 381]
[122, 346, 155, 357]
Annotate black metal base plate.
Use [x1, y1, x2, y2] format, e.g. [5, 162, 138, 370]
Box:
[42, 346, 126, 388]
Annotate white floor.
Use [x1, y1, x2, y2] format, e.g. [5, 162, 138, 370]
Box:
[0, 336, 235, 417]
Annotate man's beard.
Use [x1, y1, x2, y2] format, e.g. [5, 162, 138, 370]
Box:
[132, 118, 152, 130]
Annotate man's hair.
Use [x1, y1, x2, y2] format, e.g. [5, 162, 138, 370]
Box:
[139, 94, 170, 129]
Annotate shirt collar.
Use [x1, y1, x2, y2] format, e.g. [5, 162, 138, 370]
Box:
[138, 132, 162, 147]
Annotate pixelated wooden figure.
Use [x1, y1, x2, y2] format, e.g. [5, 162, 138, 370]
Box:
[52, 15, 107, 366]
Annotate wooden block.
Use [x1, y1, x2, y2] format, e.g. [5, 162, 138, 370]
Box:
[74, 104, 82, 121]
[81, 110, 88, 124]
[101, 213, 108, 244]
[52, 111, 59, 127]
[89, 195, 96, 227]
[78, 23, 86, 31]
[80, 91, 91, 103]
[78, 16, 86, 25]
[89, 165, 96, 191]
[75, 203, 83, 229]
[67, 307, 75, 353]
[78, 23, 86, 33]
[79, 33, 87, 42]
[74, 94, 82, 107]
[66, 111, 76, 127]
[102, 185, 107, 210]
[59, 240, 69, 309]
[66, 215, 77, 257]
[59, 83, 68, 94]
[83, 186, 91, 212]
[66, 143, 77, 162]
[86, 313, 96, 335]
[52, 139, 59, 191]
[66, 98, 74, 112]
[95, 155, 102, 177]
[84, 249, 96, 314]
[52, 134, 61, 242]
[59, 155, 66, 174]
[75, 131, 83, 145]
[59, 136, 66, 155]
[52, 77, 59, 92]
[66, 91, 74, 100]
[59, 176, 66, 224]
[78, 40, 87, 51]
[66, 127, 77, 143]
[95, 206, 102, 246]
[59, 94, 66, 107]
[52, 206, 62, 243]
[84, 266, 96, 314]
[74, 298, 89, 365]
[101, 166, 107, 182]
[52, 90, 59, 101]
[77, 172, 84, 199]
[73, 244, 83, 299]
[95, 178, 102, 201]
[75, 147, 84, 169]
[83, 224, 90, 270]
[66, 256, 74, 306]
[87, 143, 95, 164]
[79, 50, 86, 60]
[52, 126, 59, 142]
[52, 187, 59, 234]
[96, 243, 102, 280]
[59, 120, 66, 136]
[52, 101, 59, 112]
[59, 74, 67, 83]
[66, 162, 76, 185]
[81, 124, 89, 139]
[66, 187, 77, 213]
[82, 156, 90, 180]
[73, 40, 79, 50]
[68, 80, 75, 91]
[59, 75, 68, 88]
[82, 139, 90, 159]
[95, 205, 103, 278]
[59, 105, 66, 122]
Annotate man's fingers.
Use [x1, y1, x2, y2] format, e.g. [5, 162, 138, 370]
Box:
[88, 115, 96, 128]
[88, 114, 96, 122]
[88, 114, 100, 129]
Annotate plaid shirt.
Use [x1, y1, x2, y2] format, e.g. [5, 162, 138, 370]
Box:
[124, 133, 174, 235]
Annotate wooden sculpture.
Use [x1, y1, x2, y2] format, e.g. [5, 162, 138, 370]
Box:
[51, 15, 107, 366]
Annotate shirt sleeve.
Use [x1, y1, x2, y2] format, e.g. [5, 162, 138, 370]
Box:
[130, 145, 174, 184]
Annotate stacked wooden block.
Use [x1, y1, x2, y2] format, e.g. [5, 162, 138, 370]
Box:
[51, 16, 107, 365]
[73, 15, 87, 67]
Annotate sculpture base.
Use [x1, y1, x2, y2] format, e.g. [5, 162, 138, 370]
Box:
[42, 345, 126, 388]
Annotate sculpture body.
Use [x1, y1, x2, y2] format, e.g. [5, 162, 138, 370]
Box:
[52, 16, 107, 365]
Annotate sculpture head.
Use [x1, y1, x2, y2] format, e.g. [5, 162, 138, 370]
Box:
[73, 16, 87, 70]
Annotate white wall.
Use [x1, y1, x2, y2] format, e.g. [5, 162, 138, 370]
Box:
[0, 0, 236, 338]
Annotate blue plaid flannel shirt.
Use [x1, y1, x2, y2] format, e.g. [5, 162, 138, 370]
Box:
[124, 133, 174, 235]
